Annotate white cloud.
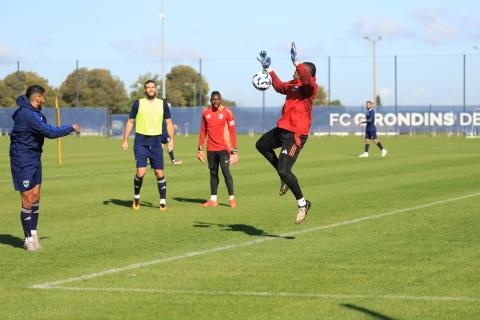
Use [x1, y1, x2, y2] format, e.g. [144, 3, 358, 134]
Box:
[352, 16, 410, 39]
[412, 9, 457, 45]
[0, 43, 18, 60]
[378, 86, 393, 98]
[112, 38, 203, 60]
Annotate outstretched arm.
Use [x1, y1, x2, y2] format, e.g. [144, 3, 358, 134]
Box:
[27, 112, 75, 139]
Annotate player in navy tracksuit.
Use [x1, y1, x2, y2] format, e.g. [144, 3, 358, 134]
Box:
[359, 100, 387, 158]
[10, 85, 80, 251]
[161, 119, 182, 165]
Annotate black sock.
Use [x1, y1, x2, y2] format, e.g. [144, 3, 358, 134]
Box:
[157, 176, 167, 200]
[134, 175, 143, 198]
[31, 203, 39, 231]
[168, 150, 175, 162]
[364, 144, 370, 152]
[21, 208, 32, 239]
[376, 142, 384, 150]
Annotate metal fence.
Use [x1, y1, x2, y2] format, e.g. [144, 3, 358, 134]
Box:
[1, 53, 480, 108]
[2, 106, 480, 137]
[0, 107, 109, 136]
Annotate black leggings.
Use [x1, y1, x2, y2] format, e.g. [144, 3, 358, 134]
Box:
[207, 150, 234, 196]
[256, 128, 307, 200]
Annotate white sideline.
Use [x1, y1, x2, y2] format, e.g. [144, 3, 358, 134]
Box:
[40, 286, 480, 302]
[32, 191, 480, 290]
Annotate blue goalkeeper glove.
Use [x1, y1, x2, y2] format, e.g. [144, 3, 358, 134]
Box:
[290, 42, 297, 62]
[257, 50, 271, 69]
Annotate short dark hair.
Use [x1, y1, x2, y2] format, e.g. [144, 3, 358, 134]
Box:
[303, 62, 316, 77]
[144, 80, 157, 89]
[26, 85, 45, 100]
[211, 91, 221, 98]
[366, 100, 373, 105]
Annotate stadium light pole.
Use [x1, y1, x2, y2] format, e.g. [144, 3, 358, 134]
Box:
[159, 0, 166, 99]
[364, 36, 382, 103]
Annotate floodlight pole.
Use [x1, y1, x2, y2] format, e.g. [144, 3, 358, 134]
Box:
[159, 0, 166, 99]
[364, 36, 382, 103]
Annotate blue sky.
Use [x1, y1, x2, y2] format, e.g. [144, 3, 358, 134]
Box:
[1, 0, 480, 107]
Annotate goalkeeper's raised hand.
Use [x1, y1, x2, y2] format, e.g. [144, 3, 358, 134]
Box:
[257, 50, 271, 69]
[291, 42, 299, 65]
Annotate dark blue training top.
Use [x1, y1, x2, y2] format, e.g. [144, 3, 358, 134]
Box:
[365, 108, 376, 130]
[10, 96, 74, 160]
[129, 99, 172, 146]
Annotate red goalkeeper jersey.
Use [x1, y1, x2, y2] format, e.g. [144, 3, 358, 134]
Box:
[198, 105, 237, 151]
[268, 63, 318, 144]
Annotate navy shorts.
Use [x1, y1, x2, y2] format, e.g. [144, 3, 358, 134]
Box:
[365, 129, 377, 139]
[134, 144, 164, 169]
[10, 159, 42, 192]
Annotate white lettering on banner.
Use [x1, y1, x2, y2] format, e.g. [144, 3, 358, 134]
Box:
[397, 113, 409, 126]
[460, 113, 472, 126]
[444, 113, 454, 126]
[353, 114, 364, 126]
[376, 114, 384, 126]
[411, 113, 423, 126]
[329, 113, 339, 126]
[383, 113, 396, 126]
[474, 112, 480, 126]
[328, 112, 479, 127]
[339, 114, 351, 126]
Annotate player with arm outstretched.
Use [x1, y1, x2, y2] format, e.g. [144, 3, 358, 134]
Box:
[10, 85, 80, 251]
[358, 100, 388, 158]
[255, 43, 318, 224]
[197, 91, 238, 208]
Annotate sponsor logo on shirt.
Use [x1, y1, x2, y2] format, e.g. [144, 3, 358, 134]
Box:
[219, 114, 224, 119]
[206, 114, 211, 119]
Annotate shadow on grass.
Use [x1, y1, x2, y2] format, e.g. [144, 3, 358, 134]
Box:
[173, 197, 229, 207]
[340, 304, 398, 320]
[0, 234, 24, 248]
[193, 222, 295, 240]
[102, 199, 156, 208]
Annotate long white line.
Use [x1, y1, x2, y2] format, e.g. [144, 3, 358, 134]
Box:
[41, 286, 480, 303]
[32, 191, 480, 290]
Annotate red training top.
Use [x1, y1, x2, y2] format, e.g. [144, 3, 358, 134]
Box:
[269, 63, 318, 145]
[198, 105, 237, 151]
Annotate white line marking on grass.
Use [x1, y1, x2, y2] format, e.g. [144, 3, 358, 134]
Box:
[40, 286, 480, 302]
[32, 191, 480, 290]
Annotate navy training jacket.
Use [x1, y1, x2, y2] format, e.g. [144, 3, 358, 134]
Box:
[10, 96, 74, 159]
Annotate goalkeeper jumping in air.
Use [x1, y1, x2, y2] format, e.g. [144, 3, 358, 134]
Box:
[255, 43, 318, 224]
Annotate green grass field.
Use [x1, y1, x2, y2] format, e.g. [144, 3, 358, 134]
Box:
[1, 135, 479, 319]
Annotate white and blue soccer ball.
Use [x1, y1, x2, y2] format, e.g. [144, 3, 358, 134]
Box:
[252, 71, 272, 91]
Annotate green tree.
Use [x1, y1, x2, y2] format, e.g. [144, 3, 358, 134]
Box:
[0, 71, 57, 107]
[58, 68, 129, 113]
[312, 85, 342, 106]
[376, 94, 382, 107]
[165, 65, 209, 107]
[221, 98, 237, 107]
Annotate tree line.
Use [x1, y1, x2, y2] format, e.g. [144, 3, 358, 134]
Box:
[0, 65, 340, 113]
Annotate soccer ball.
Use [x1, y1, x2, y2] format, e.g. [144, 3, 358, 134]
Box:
[252, 71, 272, 91]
